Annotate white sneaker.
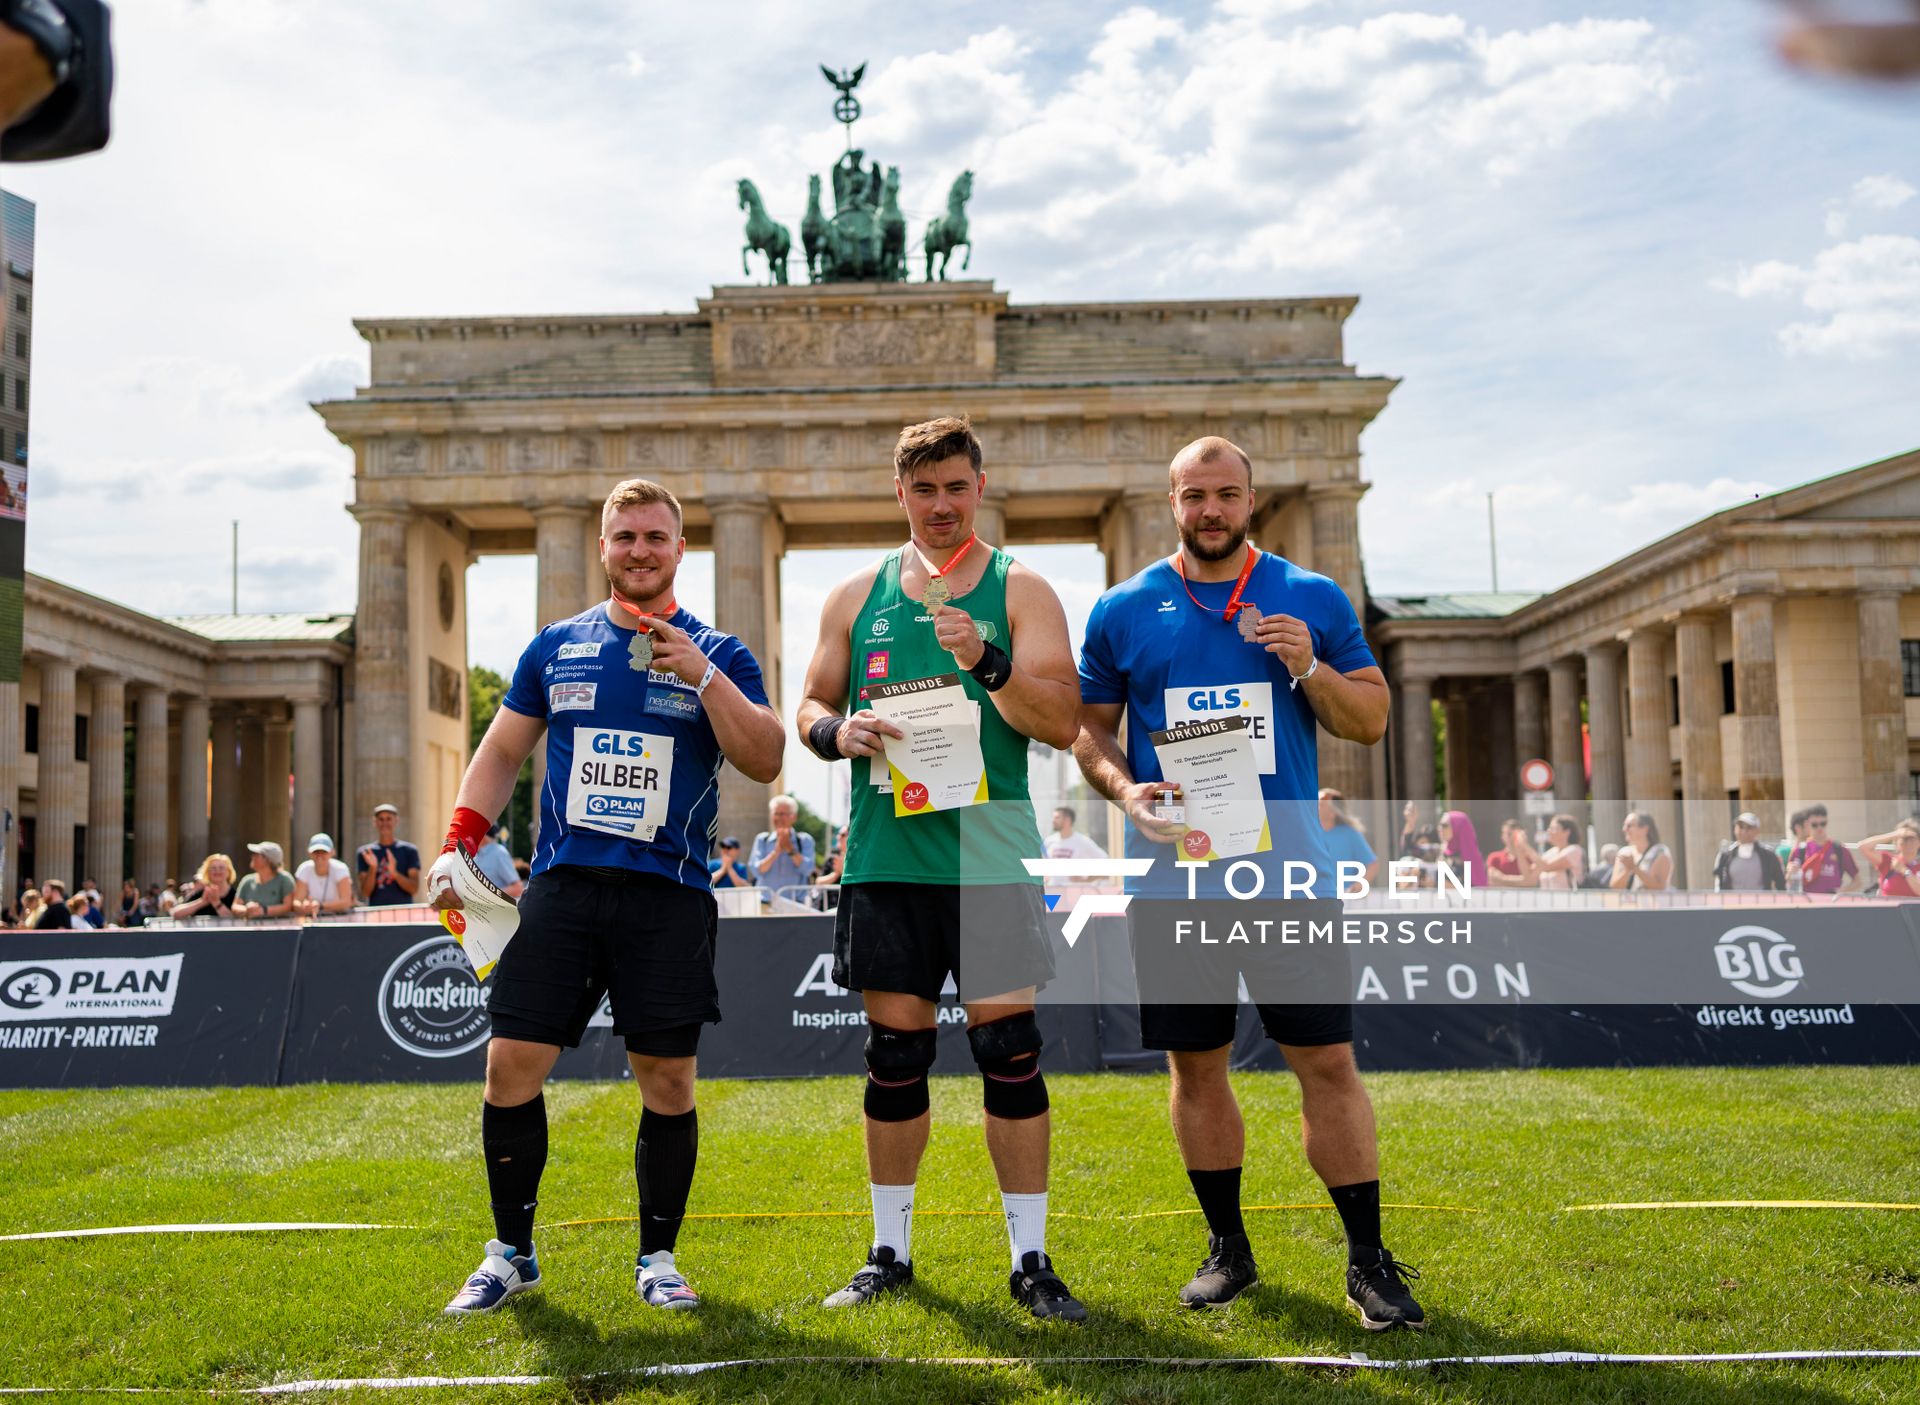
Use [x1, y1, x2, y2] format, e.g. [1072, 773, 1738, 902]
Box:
[444, 1239, 540, 1314]
[637, 1250, 700, 1310]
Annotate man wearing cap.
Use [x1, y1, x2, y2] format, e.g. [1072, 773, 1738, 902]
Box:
[358, 804, 422, 905]
[238, 842, 298, 920]
[474, 823, 524, 899]
[293, 835, 357, 917]
[1713, 813, 1786, 892]
[709, 838, 752, 889]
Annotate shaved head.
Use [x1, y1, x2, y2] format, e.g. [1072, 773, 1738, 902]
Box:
[1169, 436, 1253, 488]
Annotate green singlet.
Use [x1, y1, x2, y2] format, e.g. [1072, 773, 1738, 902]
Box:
[841, 547, 1042, 887]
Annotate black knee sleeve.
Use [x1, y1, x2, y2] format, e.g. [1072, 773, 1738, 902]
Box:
[968, 1011, 1048, 1120]
[863, 1022, 937, 1122]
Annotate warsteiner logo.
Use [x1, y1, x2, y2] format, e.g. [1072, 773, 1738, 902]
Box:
[1713, 924, 1805, 999]
[1021, 859, 1156, 948]
[378, 936, 492, 1058]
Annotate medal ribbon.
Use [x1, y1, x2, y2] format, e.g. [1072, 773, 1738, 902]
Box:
[1175, 545, 1261, 621]
[609, 594, 678, 627]
[912, 532, 978, 598]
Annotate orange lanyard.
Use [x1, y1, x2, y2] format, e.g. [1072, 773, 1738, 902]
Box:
[610, 594, 677, 626]
[1174, 546, 1259, 621]
[913, 532, 977, 582]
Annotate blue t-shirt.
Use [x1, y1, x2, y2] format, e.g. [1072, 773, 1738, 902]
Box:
[474, 842, 521, 891]
[358, 841, 423, 905]
[708, 859, 751, 887]
[503, 605, 769, 890]
[1078, 551, 1377, 896]
[1322, 822, 1376, 876]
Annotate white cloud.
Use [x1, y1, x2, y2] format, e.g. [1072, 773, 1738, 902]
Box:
[1854, 173, 1916, 211]
[1724, 232, 1920, 360]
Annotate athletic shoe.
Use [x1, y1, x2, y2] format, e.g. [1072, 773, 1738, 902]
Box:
[443, 1239, 540, 1315]
[1346, 1247, 1426, 1331]
[1179, 1232, 1258, 1308]
[822, 1244, 914, 1307]
[637, 1250, 700, 1310]
[1009, 1250, 1088, 1323]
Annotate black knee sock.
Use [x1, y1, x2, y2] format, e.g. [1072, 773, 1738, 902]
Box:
[1329, 1179, 1382, 1261]
[482, 1094, 547, 1259]
[636, 1106, 699, 1258]
[1187, 1167, 1246, 1241]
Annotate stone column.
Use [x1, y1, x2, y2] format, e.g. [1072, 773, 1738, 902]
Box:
[177, 696, 210, 873]
[133, 685, 171, 888]
[973, 489, 1009, 550]
[209, 705, 240, 860]
[1857, 591, 1906, 823]
[351, 505, 413, 830]
[37, 658, 78, 887]
[1729, 594, 1784, 835]
[0, 681, 18, 896]
[1308, 485, 1373, 799]
[1399, 677, 1436, 805]
[1483, 681, 1516, 807]
[530, 503, 593, 843]
[85, 673, 126, 901]
[1121, 489, 1177, 579]
[1624, 628, 1676, 847]
[1676, 613, 1727, 889]
[1513, 672, 1546, 778]
[1584, 643, 1627, 840]
[264, 717, 293, 853]
[710, 496, 782, 853]
[1548, 657, 1586, 819]
[237, 712, 266, 847]
[292, 699, 326, 852]
[1443, 692, 1471, 810]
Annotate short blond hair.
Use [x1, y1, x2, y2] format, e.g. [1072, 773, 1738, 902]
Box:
[602, 478, 684, 533]
[196, 853, 235, 886]
[895, 416, 983, 478]
[1169, 435, 1253, 486]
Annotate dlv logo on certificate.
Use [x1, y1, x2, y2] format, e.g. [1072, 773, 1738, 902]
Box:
[865, 673, 989, 817]
[1149, 715, 1271, 860]
[566, 728, 676, 841]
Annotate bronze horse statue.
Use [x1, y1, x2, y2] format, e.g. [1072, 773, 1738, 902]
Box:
[737, 178, 791, 285]
[879, 167, 906, 282]
[801, 174, 828, 283]
[923, 169, 973, 281]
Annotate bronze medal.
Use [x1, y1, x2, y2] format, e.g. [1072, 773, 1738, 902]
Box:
[1237, 607, 1261, 643]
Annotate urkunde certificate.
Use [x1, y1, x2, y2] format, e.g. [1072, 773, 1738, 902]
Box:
[438, 845, 522, 978]
[1149, 715, 1271, 860]
[868, 673, 989, 817]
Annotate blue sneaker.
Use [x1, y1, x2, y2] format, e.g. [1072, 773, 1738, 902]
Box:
[637, 1251, 700, 1310]
[444, 1239, 540, 1315]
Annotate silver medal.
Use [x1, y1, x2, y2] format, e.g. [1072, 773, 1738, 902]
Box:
[628, 629, 653, 671]
[925, 574, 952, 610]
[1237, 607, 1261, 642]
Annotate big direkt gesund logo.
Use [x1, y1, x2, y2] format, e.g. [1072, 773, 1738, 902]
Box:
[1713, 924, 1805, 1000]
[378, 936, 491, 1058]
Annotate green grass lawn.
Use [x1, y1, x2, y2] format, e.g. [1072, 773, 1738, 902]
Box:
[3, 1067, 1918, 1402]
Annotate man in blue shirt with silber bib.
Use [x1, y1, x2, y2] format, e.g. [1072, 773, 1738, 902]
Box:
[1074, 437, 1426, 1331]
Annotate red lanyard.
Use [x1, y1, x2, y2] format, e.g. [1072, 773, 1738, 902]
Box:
[913, 532, 977, 582]
[1800, 840, 1832, 873]
[1175, 546, 1260, 621]
[609, 594, 677, 626]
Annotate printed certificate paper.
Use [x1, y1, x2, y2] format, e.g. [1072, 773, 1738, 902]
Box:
[1149, 715, 1271, 860]
[867, 673, 989, 817]
[438, 846, 522, 978]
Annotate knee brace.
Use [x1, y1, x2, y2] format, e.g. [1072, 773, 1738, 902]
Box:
[863, 1022, 937, 1122]
[968, 1010, 1049, 1120]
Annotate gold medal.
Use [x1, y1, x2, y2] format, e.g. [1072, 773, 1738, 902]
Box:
[924, 574, 952, 610]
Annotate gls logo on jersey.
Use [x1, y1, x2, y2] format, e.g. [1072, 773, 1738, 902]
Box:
[1163, 683, 1275, 773]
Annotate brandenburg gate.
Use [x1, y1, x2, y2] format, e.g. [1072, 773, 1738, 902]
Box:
[313, 280, 1396, 848]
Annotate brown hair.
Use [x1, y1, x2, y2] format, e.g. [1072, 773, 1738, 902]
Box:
[602, 478, 684, 533]
[894, 416, 983, 478]
[1169, 435, 1252, 486]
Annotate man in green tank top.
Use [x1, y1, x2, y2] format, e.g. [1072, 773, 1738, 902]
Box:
[796, 416, 1089, 1321]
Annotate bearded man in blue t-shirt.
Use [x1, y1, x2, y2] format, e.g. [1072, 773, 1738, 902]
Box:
[1073, 437, 1425, 1331]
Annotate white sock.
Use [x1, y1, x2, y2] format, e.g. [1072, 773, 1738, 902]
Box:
[870, 1182, 915, 1264]
[1002, 1191, 1048, 1270]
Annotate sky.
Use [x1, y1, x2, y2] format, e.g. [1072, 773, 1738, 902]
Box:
[7, 0, 1918, 821]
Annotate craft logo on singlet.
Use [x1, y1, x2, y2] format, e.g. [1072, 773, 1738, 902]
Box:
[0, 955, 184, 1020]
[378, 936, 492, 1058]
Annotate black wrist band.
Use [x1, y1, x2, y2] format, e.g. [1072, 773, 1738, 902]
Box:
[808, 715, 848, 761]
[968, 640, 1013, 692]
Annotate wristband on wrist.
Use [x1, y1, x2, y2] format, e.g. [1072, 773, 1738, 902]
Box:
[808, 715, 848, 761]
[443, 805, 490, 856]
[695, 660, 718, 696]
[968, 640, 1013, 693]
[1288, 655, 1318, 690]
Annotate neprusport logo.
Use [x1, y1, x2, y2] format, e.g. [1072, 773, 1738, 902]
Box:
[1713, 924, 1805, 1000]
[377, 936, 492, 1058]
[1020, 859, 1155, 947]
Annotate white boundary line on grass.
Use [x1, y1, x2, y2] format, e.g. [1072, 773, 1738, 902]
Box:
[5, 1349, 1920, 1393]
[0, 1223, 409, 1243]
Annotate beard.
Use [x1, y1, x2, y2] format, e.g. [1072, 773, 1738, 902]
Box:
[1180, 518, 1248, 563]
[605, 557, 676, 606]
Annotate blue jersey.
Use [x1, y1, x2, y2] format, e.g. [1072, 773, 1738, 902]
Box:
[1078, 551, 1377, 896]
[503, 605, 769, 890]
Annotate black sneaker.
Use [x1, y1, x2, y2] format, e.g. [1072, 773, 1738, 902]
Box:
[1009, 1250, 1088, 1323]
[1179, 1232, 1259, 1308]
[1346, 1247, 1426, 1331]
[822, 1244, 913, 1308]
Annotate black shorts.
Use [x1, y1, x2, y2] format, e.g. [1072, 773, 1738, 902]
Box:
[487, 865, 719, 1057]
[1138, 1001, 1353, 1052]
[833, 881, 1055, 1003]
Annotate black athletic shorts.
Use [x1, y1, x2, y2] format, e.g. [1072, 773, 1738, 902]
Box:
[832, 881, 1055, 1003]
[487, 865, 719, 1057]
[1138, 1000, 1353, 1052]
